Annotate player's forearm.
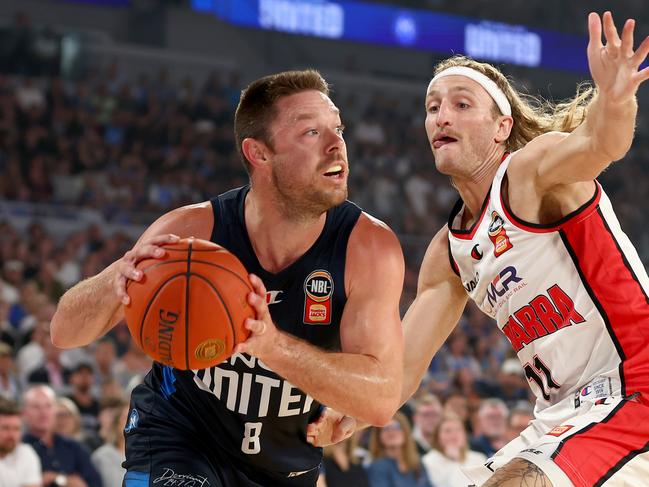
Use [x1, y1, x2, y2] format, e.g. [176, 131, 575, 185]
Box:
[401, 288, 466, 403]
[51, 262, 123, 348]
[264, 332, 401, 426]
[585, 93, 637, 161]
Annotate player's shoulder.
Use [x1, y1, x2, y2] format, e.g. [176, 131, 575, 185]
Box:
[144, 201, 214, 241]
[510, 131, 569, 171]
[346, 212, 404, 275]
[350, 211, 402, 256]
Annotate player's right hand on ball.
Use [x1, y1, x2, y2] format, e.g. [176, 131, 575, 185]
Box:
[115, 234, 180, 305]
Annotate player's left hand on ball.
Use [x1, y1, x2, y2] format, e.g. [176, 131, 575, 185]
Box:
[306, 407, 356, 448]
[235, 274, 279, 358]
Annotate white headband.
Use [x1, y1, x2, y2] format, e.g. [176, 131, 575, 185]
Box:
[427, 66, 512, 116]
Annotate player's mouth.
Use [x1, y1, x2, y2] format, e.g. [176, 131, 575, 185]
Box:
[433, 135, 458, 149]
[322, 163, 346, 179]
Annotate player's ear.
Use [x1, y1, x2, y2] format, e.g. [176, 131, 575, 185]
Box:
[242, 138, 271, 170]
[495, 115, 514, 144]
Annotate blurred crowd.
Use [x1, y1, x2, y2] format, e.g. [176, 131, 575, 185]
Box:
[1, 5, 649, 486]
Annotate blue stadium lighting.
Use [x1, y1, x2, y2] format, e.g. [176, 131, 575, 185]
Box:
[191, 0, 589, 73]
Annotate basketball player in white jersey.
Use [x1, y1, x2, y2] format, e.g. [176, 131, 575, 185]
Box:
[390, 11, 649, 486]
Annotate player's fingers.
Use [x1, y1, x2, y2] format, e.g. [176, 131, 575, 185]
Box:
[244, 317, 266, 335]
[144, 233, 180, 246]
[248, 274, 267, 296]
[603, 11, 621, 48]
[333, 416, 356, 443]
[635, 66, 649, 84]
[116, 275, 130, 305]
[133, 243, 167, 261]
[631, 36, 649, 67]
[117, 259, 143, 281]
[247, 292, 270, 322]
[587, 12, 603, 50]
[621, 19, 635, 57]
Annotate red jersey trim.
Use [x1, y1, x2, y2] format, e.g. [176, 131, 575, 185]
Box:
[559, 208, 649, 399]
[448, 192, 491, 240]
[500, 180, 601, 234]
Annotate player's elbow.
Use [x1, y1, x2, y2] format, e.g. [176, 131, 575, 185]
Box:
[365, 387, 401, 426]
[367, 401, 400, 427]
[50, 314, 73, 349]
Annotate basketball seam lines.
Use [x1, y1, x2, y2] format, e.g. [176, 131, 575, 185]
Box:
[185, 240, 193, 371]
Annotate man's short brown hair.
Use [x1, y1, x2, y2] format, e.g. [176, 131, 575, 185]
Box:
[0, 398, 21, 416]
[234, 69, 329, 175]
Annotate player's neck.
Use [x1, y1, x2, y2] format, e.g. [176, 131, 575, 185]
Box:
[245, 189, 327, 274]
[452, 150, 504, 226]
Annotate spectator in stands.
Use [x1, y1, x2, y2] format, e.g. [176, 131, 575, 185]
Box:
[506, 405, 534, 442]
[66, 362, 100, 444]
[321, 432, 369, 487]
[367, 411, 432, 487]
[411, 394, 443, 456]
[422, 413, 486, 487]
[16, 319, 48, 383]
[22, 385, 102, 487]
[469, 398, 509, 457]
[91, 402, 128, 487]
[27, 336, 69, 392]
[92, 336, 118, 386]
[0, 397, 42, 487]
[54, 397, 83, 442]
[0, 341, 20, 401]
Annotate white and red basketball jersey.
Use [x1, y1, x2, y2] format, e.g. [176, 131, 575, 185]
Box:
[448, 155, 649, 421]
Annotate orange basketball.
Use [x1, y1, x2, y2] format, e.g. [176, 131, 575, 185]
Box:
[123, 237, 253, 370]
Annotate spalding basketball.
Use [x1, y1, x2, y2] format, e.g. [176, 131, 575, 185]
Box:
[124, 237, 253, 369]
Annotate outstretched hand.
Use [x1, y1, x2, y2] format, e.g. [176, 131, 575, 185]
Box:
[587, 11, 649, 103]
[306, 407, 356, 448]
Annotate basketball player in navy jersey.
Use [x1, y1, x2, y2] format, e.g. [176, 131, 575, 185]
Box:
[399, 11, 649, 487]
[313, 10, 649, 487]
[50, 70, 405, 486]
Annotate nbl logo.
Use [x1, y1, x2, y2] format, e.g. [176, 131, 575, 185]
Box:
[305, 272, 333, 301]
[303, 270, 333, 325]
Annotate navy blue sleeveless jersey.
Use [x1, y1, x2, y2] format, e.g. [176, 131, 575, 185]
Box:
[137, 186, 361, 482]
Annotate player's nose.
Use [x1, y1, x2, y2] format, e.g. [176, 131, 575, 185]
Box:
[324, 127, 344, 153]
[436, 100, 453, 127]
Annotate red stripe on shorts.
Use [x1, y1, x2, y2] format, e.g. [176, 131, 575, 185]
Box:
[553, 399, 649, 486]
[555, 204, 649, 485]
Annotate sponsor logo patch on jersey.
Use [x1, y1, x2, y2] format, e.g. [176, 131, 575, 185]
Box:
[124, 408, 139, 433]
[303, 270, 333, 325]
[488, 211, 513, 257]
[547, 424, 573, 437]
[471, 244, 483, 260]
[266, 290, 284, 305]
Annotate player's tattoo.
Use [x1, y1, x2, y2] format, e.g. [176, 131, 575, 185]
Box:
[482, 459, 551, 487]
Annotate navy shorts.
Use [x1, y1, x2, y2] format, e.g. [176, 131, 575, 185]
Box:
[122, 384, 320, 487]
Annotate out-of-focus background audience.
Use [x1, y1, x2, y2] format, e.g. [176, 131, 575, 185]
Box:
[0, 1, 648, 485]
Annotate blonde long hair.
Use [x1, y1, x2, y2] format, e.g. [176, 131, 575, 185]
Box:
[433, 56, 595, 151]
[368, 411, 422, 477]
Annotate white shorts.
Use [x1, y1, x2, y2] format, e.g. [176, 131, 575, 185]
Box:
[463, 394, 649, 486]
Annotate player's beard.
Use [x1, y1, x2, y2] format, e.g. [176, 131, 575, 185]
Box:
[0, 440, 16, 455]
[270, 158, 347, 223]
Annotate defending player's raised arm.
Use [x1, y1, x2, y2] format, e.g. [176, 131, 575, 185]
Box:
[401, 226, 468, 402]
[525, 12, 649, 189]
[239, 213, 404, 426]
[50, 203, 213, 349]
